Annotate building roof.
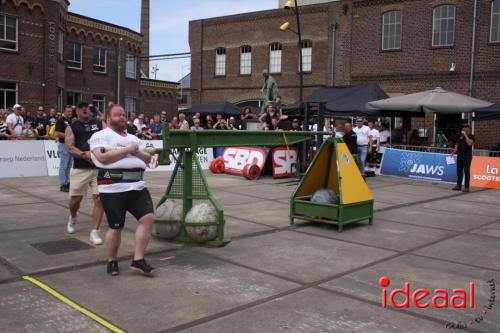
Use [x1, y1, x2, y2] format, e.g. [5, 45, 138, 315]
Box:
[67, 12, 143, 40]
[140, 78, 179, 90]
[179, 73, 191, 89]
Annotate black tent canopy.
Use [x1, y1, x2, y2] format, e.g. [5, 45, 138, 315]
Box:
[473, 103, 500, 121]
[282, 84, 387, 117]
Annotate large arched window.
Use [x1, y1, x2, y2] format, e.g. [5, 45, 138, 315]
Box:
[382, 11, 402, 50]
[432, 5, 455, 47]
[491, 0, 500, 42]
[215, 47, 226, 76]
[269, 42, 282, 74]
[240, 45, 252, 75]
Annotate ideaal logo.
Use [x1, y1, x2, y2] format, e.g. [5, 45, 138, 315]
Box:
[399, 152, 444, 176]
[379, 276, 496, 329]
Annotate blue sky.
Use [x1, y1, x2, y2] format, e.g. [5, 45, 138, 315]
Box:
[69, 0, 277, 82]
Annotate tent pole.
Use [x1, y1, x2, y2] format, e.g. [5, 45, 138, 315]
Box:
[433, 113, 437, 145]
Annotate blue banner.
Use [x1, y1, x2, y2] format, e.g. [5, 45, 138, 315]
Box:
[380, 148, 457, 183]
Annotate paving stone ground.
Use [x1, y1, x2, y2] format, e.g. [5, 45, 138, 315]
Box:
[0, 172, 499, 333]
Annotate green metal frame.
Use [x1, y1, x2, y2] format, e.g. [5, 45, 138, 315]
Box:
[289, 138, 374, 232]
[153, 128, 324, 247]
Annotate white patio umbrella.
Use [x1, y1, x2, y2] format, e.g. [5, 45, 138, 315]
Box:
[366, 87, 491, 114]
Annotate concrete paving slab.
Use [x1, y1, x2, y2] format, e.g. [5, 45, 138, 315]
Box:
[452, 190, 500, 206]
[472, 222, 500, 238]
[213, 190, 264, 206]
[295, 219, 455, 251]
[0, 262, 16, 281]
[40, 250, 299, 333]
[0, 186, 47, 206]
[369, 189, 429, 205]
[321, 254, 500, 333]
[373, 201, 395, 210]
[195, 231, 395, 283]
[219, 185, 294, 200]
[0, 202, 77, 232]
[374, 206, 498, 231]
[414, 233, 500, 269]
[224, 200, 291, 228]
[414, 198, 500, 218]
[0, 225, 177, 274]
[0, 281, 108, 333]
[381, 183, 454, 196]
[224, 216, 274, 238]
[181, 288, 452, 333]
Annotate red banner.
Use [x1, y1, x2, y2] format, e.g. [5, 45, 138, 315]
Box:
[272, 147, 298, 178]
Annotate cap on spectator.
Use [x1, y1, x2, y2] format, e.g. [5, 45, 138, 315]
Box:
[13, 104, 21, 109]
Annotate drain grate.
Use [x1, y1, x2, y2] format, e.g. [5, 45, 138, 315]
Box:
[31, 238, 93, 255]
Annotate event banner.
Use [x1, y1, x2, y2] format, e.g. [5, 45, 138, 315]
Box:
[222, 147, 268, 176]
[470, 156, 500, 189]
[271, 147, 298, 178]
[1, 141, 213, 178]
[0, 141, 49, 178]
[380, 148, 457, 183]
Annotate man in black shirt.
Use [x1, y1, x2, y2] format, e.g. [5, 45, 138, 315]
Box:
[33, 106, 48, 140]
[55, 106, 73, 192]
[65, 102, 104, 245]
[342, 123, 358, 158]
[452, 124, 474, 192]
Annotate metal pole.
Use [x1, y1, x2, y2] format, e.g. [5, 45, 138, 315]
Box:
[469, 0, 478, 144]
[295, 0, 303, 103]
[117, 38, 123, 108]
[330, 21, 337, 87]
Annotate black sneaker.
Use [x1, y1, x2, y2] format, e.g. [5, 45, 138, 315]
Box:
[60, 185, 69, 192]
[107, 260, 120, 276]
[130, 259, 155, 275]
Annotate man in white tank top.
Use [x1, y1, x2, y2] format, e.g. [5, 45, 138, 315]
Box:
[90, 104, 156, 276]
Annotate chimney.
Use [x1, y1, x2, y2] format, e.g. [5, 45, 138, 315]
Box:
[140, 0, 150, 78]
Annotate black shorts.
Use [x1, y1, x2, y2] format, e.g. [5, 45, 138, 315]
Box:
[100, 188, 154, 229]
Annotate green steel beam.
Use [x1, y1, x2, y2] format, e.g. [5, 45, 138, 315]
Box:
[163, 129, 326, 149]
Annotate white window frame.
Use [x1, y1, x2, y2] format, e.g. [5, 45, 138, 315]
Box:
[432, 5, 456, 47]
[215, 47, 226, 76]
[382, 11, 402, 50]
[491, 0, 500, 43]
[125, 96, 136, 115]
[67, 42, 82, 69]
[269, 42, 282, 74]
[0, 14, 18, 51]
[0, 81, 17, 110]
[93, 47, 107, 73]
[58, 29, 64, 61]
[240, 45, 252, 75]
[299, 40, 312, 72]
[92, 95, 106, 113]
[125, 53, 137, 79]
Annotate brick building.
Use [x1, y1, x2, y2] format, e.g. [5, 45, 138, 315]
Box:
[189, 0, 500, 149]
[0, 0, 178, 118]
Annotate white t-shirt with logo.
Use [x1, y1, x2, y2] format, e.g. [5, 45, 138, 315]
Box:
[89, 127, 147, 193]
[6, 113, 24, 136]
[353, 125, 370, 146]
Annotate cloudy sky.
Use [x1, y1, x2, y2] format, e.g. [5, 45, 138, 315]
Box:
[69, 0, 277, 82]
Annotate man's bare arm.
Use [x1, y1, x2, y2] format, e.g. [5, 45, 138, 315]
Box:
[92, 142, 138, 165]
[65, 126, 85, 158]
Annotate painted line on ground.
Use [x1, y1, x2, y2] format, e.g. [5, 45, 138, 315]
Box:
[22, 275, 126, 333]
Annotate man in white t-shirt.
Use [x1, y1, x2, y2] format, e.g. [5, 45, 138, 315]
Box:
[6, 104, 25, 138]
[90, 104, 155, 276]
[367, 121, 380, 168]
[352, 117, 371, 175]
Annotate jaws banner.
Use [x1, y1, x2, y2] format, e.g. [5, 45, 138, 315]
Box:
[380, 148, 456, 183]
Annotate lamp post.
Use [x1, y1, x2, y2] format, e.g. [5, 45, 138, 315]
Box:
[281, 0, 308, 172]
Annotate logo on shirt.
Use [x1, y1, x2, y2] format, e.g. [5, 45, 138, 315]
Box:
[103, 171, 111, 179]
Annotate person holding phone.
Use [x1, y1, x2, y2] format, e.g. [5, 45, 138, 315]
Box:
[451, 124, 474, 193]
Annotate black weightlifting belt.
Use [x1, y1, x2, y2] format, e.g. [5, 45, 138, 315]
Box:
[97, 168, 144, 185]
